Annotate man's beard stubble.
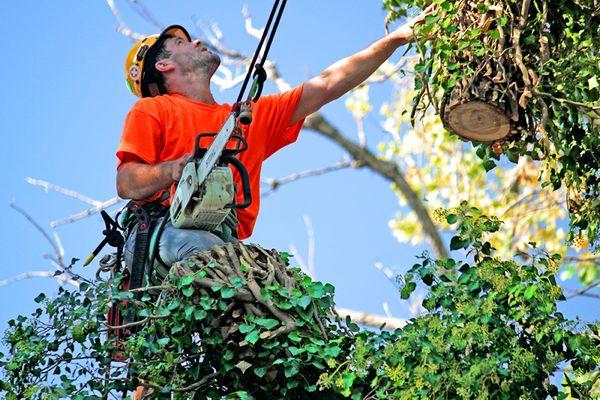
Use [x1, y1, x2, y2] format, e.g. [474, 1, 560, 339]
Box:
[174, 52, 221, 78]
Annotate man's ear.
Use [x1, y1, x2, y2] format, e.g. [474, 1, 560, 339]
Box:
[155, 59, 175, 73]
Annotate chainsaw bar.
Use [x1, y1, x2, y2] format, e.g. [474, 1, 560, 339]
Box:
[170, 113, 237, 226]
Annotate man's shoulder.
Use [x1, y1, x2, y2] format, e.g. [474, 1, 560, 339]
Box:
[130, 95, 173, 114]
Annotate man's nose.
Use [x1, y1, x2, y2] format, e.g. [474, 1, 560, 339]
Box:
[192, 39, 202, 47]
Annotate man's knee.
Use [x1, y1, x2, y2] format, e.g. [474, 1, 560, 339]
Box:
[158, 226, 225, 265]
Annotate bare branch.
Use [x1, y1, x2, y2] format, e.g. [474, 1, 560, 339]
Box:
[374, 261, 397, 283]
[303, 214, 315, 277]
[534, 90, 600, 113]
[261, 160, 361, 197]
[0, 271, 79, 288]
[10, 202, 64, 268]
[53, 230, 65, 258]
[105, 0, 145, 40]
[303, 113, 449, 259]
[26, 177, 102, 206]
[565, 279, 600, 300]
[364, 57, 417, 84]
[336, 307, 407, 330]
[289, 243, 309, 276]
[242, 5, 263, 40]
[127, 0, 164, 31]
[51, 197, 123, 228]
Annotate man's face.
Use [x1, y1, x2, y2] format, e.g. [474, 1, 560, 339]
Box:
[165, 37, 221, 77]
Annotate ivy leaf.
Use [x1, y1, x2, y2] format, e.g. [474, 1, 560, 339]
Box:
[34, 293, 46, 303]
[239, 324, 255, 334]
[284, 364, 299, 378]
[254, 366, 267, 378]
[450, 236, 469, 250]
[182, 286, 194, 297]
[298, 295, 312, 309]
[179, 275, 195, 286]
[245, 330, 260, 345]
[483, 159, 496, 172]
[220, 286, 235, 299]
[588, 76, 598, 90]
[235, 361, 252, 374]
[255, 318, 279, 329]
[288, 346, 303, 356]
[288, 331, 302, 342]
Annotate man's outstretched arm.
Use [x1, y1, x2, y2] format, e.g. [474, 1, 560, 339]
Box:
[290, 5, 435, 125]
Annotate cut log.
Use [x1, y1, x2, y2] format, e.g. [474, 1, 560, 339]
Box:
[444, 100, 511, 142]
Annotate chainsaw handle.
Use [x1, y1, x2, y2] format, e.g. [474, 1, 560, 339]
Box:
[222, 155, 252, 209]
[193, 133, 214, 160]
[193, 131, 248, 160]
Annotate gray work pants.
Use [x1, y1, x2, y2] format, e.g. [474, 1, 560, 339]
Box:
[124, 218, 229, 284]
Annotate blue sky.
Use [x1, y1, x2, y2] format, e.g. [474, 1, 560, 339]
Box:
[0, 0, 595, 346]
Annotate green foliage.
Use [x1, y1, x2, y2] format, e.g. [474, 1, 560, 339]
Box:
[1, 216, 598, 398]
[383, 0, 600, 247]
[322, 203, 599, 398]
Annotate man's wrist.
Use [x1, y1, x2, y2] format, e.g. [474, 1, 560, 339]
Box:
[390, 27, 413, 47]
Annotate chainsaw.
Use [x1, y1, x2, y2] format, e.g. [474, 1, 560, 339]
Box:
[169, 111, 252, 230]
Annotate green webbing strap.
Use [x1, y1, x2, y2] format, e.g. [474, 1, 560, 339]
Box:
[147, 211, 170, 285]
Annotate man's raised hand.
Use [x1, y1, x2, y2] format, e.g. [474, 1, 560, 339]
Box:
[391, 3, 437, 43]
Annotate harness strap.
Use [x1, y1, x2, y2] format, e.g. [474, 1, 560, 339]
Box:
[147, 210, 171, 284]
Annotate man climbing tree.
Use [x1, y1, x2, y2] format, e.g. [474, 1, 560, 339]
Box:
[116, 4, 436, 277]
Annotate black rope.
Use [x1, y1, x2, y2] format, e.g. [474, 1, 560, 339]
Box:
[260, 0, 287, 71]
[235, 0, 288, 104]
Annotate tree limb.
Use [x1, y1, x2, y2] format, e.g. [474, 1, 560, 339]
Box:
[10, 202, 64, 268]
[565, 279, 600, 300]
[261, 159, 362, 197]
[0, 270, 79, 288]
[26, 177, 103, 206]
[51, 197, 123, 228]
[303, 113, 448, 259]
[335, 307, 406, 330]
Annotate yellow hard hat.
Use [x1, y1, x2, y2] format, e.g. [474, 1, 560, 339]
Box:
[124, 25, 191, 97]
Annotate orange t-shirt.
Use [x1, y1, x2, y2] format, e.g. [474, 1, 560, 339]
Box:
[116, 85, 305, 240]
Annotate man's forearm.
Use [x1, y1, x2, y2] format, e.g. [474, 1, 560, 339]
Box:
[319, 33, 408, 102]
[290, 6, 434, 124]
[291, 28, 416, 123]
[116, 160, 176, 200]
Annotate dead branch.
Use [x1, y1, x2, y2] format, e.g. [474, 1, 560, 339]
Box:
[565, 279, 600, 300]
[105, 0, 144, 40]
[10, 202, 64, 268]
[241, 5, 263, 40]
[0, 271, 79, 288]
[26, 177, 102, 206]
[336, 307, 406, 330]
[534, 91, 600, 113]
[303, 113, 449, 259]
[261, 160, 362, 197]
[126, 0, 163, 31]
[51, 197, 123, 228]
